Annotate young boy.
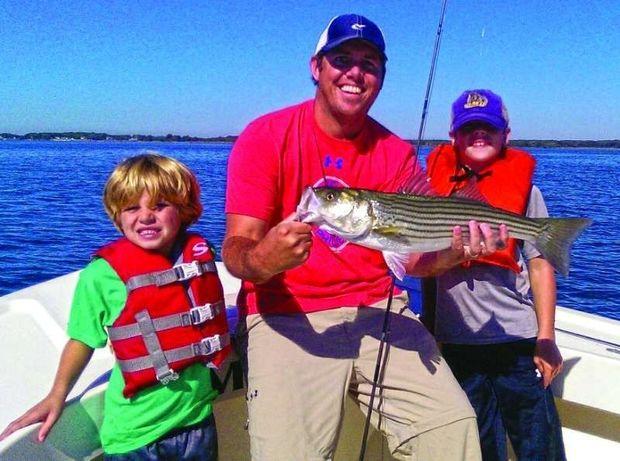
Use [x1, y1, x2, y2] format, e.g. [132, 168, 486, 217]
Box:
[425, 90, 566, 460]
[0, 153, 230, 460]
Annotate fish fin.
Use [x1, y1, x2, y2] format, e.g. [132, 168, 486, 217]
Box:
[383, 251, 409, 280]
[451, 178, 489, 203]
[533, 217, 592, 276]
[398, 169, 437, 196]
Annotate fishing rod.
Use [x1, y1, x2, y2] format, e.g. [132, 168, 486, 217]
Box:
[416, 0, 448, 155]
[358, 1, 449, 460]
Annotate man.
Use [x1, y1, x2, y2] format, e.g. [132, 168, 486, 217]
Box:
[424, 89, 566, 460]
[223, 14, 499, 461]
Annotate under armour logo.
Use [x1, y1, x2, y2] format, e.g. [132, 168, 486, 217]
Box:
[351, 23, 366, 30]
[324, 155, 344, 169]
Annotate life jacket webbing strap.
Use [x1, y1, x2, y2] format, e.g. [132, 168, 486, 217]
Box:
[107, 300, 225, 341]
[116, 333, 230, 376]
[126, 260, 217, 292]
[134, 310, 179, 385]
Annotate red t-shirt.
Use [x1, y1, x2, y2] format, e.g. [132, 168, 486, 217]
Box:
[226, 100, 417, 315]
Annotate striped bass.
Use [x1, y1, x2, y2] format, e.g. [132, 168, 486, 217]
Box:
[296, 186, 591, 279]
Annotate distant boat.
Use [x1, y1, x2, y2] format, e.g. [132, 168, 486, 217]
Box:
[1, 263, 619, 460]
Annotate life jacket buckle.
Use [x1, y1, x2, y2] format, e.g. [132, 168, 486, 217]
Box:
[190, 303, 217, 324]
[174, 261, 203, 281]
[157, 368, 180, 385]
[193, 335, 223, 356]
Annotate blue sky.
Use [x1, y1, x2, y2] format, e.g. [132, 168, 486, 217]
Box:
[1, 0, 618, 140]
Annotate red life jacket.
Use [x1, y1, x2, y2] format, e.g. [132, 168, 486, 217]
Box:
[426, 144, 535, 273]
[97, 232, 231, 398]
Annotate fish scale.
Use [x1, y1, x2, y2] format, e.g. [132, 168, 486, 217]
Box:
[371, 194, 543, 240]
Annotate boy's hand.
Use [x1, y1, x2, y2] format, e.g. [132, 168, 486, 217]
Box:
[534, 338, 563, 388]
[0, 393, 65, 443]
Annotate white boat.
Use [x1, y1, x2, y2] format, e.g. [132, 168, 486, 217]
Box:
[1, 263, 619, 460]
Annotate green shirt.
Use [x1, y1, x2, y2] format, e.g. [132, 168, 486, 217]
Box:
[67, 258, 218, 454]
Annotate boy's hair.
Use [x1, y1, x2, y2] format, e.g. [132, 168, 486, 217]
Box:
[103, 152, 202, 231]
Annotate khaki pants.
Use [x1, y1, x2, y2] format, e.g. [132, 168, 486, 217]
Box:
[239, 296, 480, 461]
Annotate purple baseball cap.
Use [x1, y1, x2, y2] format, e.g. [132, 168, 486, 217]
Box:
[314, 14, 387, 61]
[450, 89, 510, 132]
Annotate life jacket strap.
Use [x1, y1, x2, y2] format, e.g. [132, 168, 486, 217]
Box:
[108, 300, 225, 341]
[134, 309, 178, 385]
[126, 260, 217, 292]
[116, 333, 231, 379]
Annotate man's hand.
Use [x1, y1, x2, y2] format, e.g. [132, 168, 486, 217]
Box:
[406, 221, 509, 277]
[453, 221, 509, 261]
[256, 215, 313, 275]
[223, 213, 313, 284]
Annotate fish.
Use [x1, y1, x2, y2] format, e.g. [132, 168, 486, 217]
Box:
[296, 186, 592, 279]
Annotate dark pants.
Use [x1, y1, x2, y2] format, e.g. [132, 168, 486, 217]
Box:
[442, 339, 566, 461]
[104, 414, 218, 461]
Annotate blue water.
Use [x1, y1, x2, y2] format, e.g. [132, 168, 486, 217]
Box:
[0, 141, 618, 320]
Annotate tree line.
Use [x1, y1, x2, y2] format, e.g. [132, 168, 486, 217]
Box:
[1, 132, 619, 148]
[0, 132, 237, 143]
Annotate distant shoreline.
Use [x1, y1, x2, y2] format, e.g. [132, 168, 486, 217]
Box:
[0, 132, 238, 143]
[1, 132, 619, 148]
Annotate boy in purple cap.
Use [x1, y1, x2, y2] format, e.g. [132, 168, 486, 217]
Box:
[423, 89, 566, 460]
[223, 14, 506, 461]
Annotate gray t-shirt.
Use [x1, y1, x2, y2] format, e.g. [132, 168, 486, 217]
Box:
[434, 185, 548, 344]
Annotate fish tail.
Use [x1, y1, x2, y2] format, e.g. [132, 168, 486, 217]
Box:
[533, 217, 592, 276]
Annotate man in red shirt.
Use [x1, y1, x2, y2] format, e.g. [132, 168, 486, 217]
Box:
[224, 14, 501, 461]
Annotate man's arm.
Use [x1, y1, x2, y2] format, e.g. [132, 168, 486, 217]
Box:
[222, 213, 313, 284]
[529, 256, 563, 388]
[406, 221, 509, 277]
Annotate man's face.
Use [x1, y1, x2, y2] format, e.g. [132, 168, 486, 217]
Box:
[311, 40, 384, 122]
[452, 121, 510, 170]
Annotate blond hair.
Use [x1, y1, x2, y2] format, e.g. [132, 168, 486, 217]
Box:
[103, 152, 202, 230]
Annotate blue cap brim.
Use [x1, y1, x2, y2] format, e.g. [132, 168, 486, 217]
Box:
[320, 37, 387, 61]
[451, 112, 507, 132]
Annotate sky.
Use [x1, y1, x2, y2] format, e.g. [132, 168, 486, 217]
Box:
[1, 0, 618, 140]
